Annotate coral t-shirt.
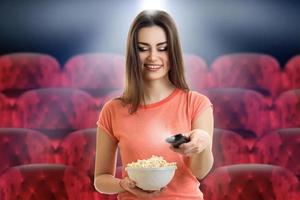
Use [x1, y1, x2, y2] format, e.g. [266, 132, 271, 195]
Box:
[97, 88, 212, 200]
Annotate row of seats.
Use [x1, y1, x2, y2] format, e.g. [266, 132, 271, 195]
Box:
[200, 164, 299, 200]
[0, 163, 118, 200]
[1, 52, 299, 199]
[1, 163, 298, 200]
[213, 128, 300, 178]
[0, 88, 99, 138]
[1, 53, 300, 99]
[0, 128, 299, 200]
[1, 88, 299, 138]
[1, 128, 299, 180]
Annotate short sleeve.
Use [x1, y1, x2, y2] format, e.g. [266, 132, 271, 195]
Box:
[96, 101, 118, 141]
[189, 91, 213, 123]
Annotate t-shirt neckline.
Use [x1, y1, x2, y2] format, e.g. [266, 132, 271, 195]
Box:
[139, 88, 180, 109]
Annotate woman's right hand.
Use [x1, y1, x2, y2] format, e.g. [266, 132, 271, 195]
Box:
[119, 177, 166, 199]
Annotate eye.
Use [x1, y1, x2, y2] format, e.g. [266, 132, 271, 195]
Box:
[158, 47, 168, 51]
[138, 46, 149, 52]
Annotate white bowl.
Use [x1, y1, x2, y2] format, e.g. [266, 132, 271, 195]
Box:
[125, 165, 177, 191]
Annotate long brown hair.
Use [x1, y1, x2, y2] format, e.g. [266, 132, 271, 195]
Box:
[121, 10, 189, 114]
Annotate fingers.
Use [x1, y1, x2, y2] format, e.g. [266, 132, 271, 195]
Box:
[169, 135, 208, 156]
[170, 145, 203, 156]
[131, 186, 166, 199]
[122, 177, 167, 199]
[120, 177, 136, 191]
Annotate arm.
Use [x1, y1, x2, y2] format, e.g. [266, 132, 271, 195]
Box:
[94, 127, 125, 194]
[189, 106, 214, 179]
[170, 106, 214, 179]
[94, 127, 169, 198]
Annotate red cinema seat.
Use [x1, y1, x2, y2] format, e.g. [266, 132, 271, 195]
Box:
[212, 129, 252, 168]
[62, 53, 125, 98]
[56, 128, 122, 178]
[253, 128, 300, 179]
[184, 54, 210, 90]
[0, 93, 14, 127]
[15, 88, 99, 140]
[201, 164, 299, 200]
[211, 53, 282, 98]
[282, 55, 300, 91]
[202, 88, 270, 138]
[0, 53, 62, 99]
[98, 89, 123, 109]
[0, 164, 111, 200]
[273, 89, 300, 129]
[0, 128, 54, 175]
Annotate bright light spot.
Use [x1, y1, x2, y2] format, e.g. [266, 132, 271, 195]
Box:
[139, 0, 167, 11]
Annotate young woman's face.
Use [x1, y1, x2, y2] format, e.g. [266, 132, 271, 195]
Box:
[137, 25, 170, 82]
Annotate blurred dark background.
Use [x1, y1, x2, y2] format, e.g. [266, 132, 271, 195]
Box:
[1, 0, 299, 66]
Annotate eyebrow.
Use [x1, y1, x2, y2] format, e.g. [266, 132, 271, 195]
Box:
[138, 41, 167, 46]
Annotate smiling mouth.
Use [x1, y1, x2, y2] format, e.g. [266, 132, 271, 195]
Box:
[144, 64, 163, 70]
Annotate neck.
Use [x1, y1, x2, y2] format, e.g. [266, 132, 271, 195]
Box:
[142, 79, 176, 105]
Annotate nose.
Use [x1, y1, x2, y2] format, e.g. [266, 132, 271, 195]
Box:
[148, 49, 158, 61]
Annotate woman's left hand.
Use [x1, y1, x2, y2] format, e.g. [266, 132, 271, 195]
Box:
[169, 129, 211, 157]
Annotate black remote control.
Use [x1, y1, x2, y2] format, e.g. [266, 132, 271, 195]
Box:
[166, 134, 190, 148]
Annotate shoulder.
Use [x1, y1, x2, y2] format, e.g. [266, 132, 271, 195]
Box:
[180, 89, 211, 103]
[183, 90, 213, 121]
[101, 98, 124, 112]
[188, 90, 209, 99]
[183, 90, 212, 111]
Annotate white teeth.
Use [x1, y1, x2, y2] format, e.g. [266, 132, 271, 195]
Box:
[145, 64, 162, 69]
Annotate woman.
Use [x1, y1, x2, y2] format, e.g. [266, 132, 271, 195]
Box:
[94, 10, 214, 200]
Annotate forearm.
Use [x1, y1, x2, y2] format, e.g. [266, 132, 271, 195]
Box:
[189, 147, 214, 180]
[94, 174, 125, 194]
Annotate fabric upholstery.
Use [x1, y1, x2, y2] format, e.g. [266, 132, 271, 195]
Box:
[0, 93, 14, 127]
[17, 88, 99, 141]
[253, 128, 300, 179]
[212, 129, 252, 168]
[15, 88, 99, 138]
[56, 128, 122, 178]
[201, 164, 299, 200]
[0, 128, 54, 175]
[62, 53, 125, 97]
[184, 54, 210, 90]
[202, 88, 270, 138]
[211, 53, 282, 98]
[0, 53, 62, 97]
[0, 164, 109, 200]
[282, 55, 300, 91]
[273, 89, 300, 129]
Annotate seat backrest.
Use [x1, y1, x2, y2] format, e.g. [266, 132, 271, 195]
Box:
[212, 129, 252, 168]
[202, 88, 270, 138]
[211, 53, 282, 97]
[98, 89, 123, 109]
[0, 53, 62, 97]
[62, 53, 125, 97]
[0, 128, 54, 175]
[201, 164, 299, 200]
[56, 128, 122, 178]
[0, 164, 99, 200]
[273, 89, 300, 129]
[253, 128, 300, 178]
[0, 93, 14, 127]
[282, 55, 300, 91]
[15, 88, 99, 138]
[184, 54, 210, 90]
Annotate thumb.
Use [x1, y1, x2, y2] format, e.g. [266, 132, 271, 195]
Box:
[129, 181, 136, 188]
[127, 178, 136, 188]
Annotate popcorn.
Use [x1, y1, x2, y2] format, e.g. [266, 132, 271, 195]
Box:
[126, 155, 176, 168]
